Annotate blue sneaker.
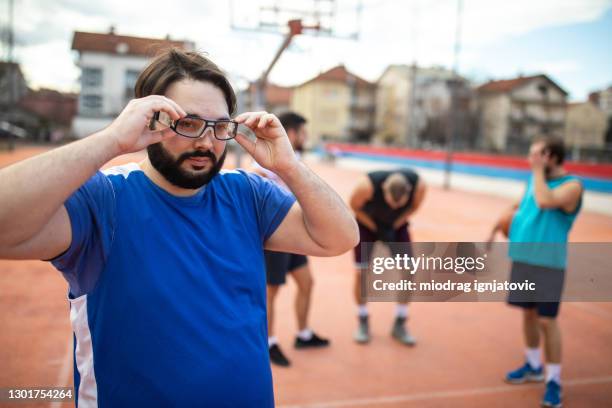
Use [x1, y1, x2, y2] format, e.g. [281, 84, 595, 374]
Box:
[542, 380, 562, 407]
[505, 362, 544, 384]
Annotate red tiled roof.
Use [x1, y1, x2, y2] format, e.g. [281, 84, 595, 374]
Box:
[248, 83, 293, 106]
[297, 65, 374, 88]
[477, 74, 568, 95]
[265, 84, 293, 105]
[477, 75, 538, 92]
[71, 31, 193, 57]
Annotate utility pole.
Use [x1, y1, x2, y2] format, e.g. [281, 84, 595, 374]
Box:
[406, 0, 419, 148]
[443, 0, 463, 189]
[7, 0, 15, 150]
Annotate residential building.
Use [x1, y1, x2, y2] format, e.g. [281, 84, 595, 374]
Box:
[589, 86, 612, 146]
[0, 62, 76, 142]
[476, 74, 567, 153]
[0, 62, 29, 143]
[291, 65, 376, 145]
[589, 85, 612, 118]
[19, 88, 78, 141]
[0, 62, 28, 106]
[565, 101, 607, 149]
[374, 64, 473, 148]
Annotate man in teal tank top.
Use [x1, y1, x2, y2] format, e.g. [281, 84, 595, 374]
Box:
[491, 136, 582, 408]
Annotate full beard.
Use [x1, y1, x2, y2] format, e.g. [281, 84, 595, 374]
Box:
[147, 143, 227, 189]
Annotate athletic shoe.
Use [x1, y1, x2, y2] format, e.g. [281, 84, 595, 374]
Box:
[541, 380, 562, 407]
[294, 332, 330, 349]
[353, 315, 370, 344]
[391, 316, 416, 346]
[505, 362, 544, 384]
[269, 344, 290, 367]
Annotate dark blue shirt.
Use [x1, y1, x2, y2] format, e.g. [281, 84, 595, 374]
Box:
[51, 164, 295, 407]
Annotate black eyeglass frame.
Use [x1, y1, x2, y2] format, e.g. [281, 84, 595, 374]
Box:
[149, 111, 239, 140]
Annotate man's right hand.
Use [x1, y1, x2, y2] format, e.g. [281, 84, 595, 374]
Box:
[102, 96, 186, 155]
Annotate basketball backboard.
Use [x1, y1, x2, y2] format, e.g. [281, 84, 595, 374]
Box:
[230, 0, 362, 40]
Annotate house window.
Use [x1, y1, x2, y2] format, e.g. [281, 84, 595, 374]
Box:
[124, 69, 140, 100]
[81, 94, 102, 114]
[82, 68, 102, 88]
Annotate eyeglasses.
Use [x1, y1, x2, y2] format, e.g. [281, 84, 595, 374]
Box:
[149, 111, 238, 140]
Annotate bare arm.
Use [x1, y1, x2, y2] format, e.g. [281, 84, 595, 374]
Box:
[0, 132, 120, 258]
[349, 176, 377, 232]
[533, 168, 582, 212]
[0, 96, 186, 259]
[234, 112, 358, 256]
[267, 162, 359, 256]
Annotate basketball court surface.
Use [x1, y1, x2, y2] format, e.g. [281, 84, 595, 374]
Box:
[1, 146, 611, 407]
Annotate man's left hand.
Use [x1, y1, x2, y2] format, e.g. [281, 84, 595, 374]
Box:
[234, 111, 298, 175]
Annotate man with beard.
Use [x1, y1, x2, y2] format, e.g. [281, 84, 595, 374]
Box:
[489, 136, 582, 408]
[252, 112, 329, 367]
[0, 49, 358, 407]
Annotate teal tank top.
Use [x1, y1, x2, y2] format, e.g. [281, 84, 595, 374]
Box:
[508, 174, 582, 269]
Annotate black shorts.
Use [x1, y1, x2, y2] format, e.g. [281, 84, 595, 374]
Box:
[265, 250, 308, 286]
[353, 222, 412, 268]
[507, 261, 565, 318]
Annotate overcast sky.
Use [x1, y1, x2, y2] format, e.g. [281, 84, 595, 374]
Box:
[2, 0, 611, 101]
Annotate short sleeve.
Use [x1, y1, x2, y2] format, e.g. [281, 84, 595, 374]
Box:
[50, 171, 116, 297]
[243, 171, 296, 242]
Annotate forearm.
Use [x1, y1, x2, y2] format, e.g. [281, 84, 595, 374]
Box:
[279, 161, 358, 253]
[393, 182, 425, 229]
[355, 211, 376, 232]
[0, 130, 120, 246]
[533, 169, 553, 206]
[392, 211, 413, 229]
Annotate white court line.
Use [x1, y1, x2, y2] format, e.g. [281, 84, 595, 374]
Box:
[49, 336, 73, 408]
[277, 376, 612, 408]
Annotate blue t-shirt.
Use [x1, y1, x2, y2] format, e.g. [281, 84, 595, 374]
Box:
[51, 163, 295, 407]
[509, 174, 582, 269]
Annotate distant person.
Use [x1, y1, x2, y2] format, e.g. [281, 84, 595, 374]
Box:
[489, 136, 582, 408]
[349, 169, 426, 345]
[251, 112, 329, 367]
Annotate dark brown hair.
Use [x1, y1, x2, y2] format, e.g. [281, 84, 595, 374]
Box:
[278, 111, 307, 133]
[134, 48, 236, 115]
[533, 135, 566, 165]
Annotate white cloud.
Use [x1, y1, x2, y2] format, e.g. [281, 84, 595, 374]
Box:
[19, 41, 80, 92]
